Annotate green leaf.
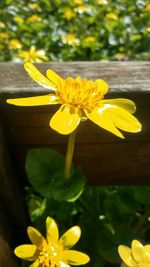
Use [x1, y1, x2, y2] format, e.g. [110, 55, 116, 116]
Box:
[131, 186, 150, 204]
[25, 149, 85, 202]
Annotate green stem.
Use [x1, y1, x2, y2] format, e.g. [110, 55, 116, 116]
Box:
[64, 130, 76, 180]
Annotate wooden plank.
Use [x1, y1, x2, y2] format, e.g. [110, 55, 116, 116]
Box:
[0, 123, 29, 238]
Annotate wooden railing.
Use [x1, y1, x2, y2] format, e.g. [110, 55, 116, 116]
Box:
[0, 62, 150, 265]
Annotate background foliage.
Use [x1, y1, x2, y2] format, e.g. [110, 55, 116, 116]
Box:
[0, 0, 150, 62]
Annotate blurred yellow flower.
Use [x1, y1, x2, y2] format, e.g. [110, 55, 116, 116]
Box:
[106, 12, 118, 20]
[96, 0, 108, 4]
[145, 26, 150, 32]
[72, 0, 83, 5]
[27, 14, 42, 22]
[7, 62, 142, 137]
[9, 39, 22, 49]
[0, 32, 8, 39]
[18, 46, 47, 63]
[144, 4, 150, 12]
[14, 216, 90, 267]
[115, 53, 126, 60]
[0, 21, 5, 28]
[62, 34, 80, 46]
[28, 2, 40, 10]
[63, 8, 76, 20]
[14, 15, 24, 24]
[74, 4, 87, 14]
[84, 36, 96, 44]
[118, 240, 150, 267]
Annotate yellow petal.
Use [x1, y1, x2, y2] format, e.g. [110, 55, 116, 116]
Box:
[100, 98, 136, 114]
[106, 105, 142, 133]
[59, 226, 81, 249]
[7, 94, 59, 106]
[24, 62, 56, 90]
[46, 217, 59, 244]
[118, 245, 136, 267]
[50, 105, 81, 135]
[131, 240, 143, 263]
[60, 261, 70, 267]
[86, 106, 124, 139]
[27, 226, 47, 248]
[14, 244, 37, 261]
[143, 245, 150, 262]
[29, 260, 40, 267]
[94, 79, 108, 95]
[62, 250, 90, 265]
[46, 69, 63, 86]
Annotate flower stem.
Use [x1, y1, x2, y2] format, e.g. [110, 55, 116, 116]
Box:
[64, 130, 77, 180]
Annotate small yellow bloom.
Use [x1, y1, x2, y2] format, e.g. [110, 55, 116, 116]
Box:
[118, 240, 150, 267]
[14, 216, 90, 267]
[63, 8, 76, 20]
[18, 46, 47, 63]
[96, 0, 108, 4]
[145, 26, 150, 32]
[28, 2, 40, 10]
[0, 21, 5, 28]
[106, 12, 118, 20]
[14, 15, 24, 24]
[7, 62, 142, 138]
[27, 14, 42, 22]
[62, 34, 79, 46]
[74, 4, 87, 14]
[144, 4, 150, 12]
[0, 32, 8, 39]
[84, 36, 96, 44]
[9, 39, 22, 49]
[115, 53, 126, 60]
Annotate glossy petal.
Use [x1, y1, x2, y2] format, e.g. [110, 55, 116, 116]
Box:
[60, 261, 71, 267]
[46, 217, 59, 244]
[24, 62, 56, 90]
[94, 79, 108, 95]
[100, 98, 136, 114]
[118, 246, 136, 267]
[59, 226, 81, 249]
[132, 240, 143, 263]
[106, 105, 142, 133]
[14, 244, 37, 261]
[7, 94, 59, 106]
[62, 250, 90, 265]
[50, 105, 81, 135]
[29, 260, 40, 267]
[46, 69, 63, 86]
[27, 226, 47, 248]
[86, 106, 124, 138]
[143, 245, 150, 262]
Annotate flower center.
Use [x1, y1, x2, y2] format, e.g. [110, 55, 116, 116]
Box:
[56, 77, 104, 110]
[38, 243, 63, 267]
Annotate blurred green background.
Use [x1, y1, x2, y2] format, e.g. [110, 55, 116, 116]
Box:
[0, 0, 150, 62]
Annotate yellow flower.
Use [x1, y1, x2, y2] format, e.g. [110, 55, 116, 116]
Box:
[115, 53, 126, 60]
[27, 14, 42, 22]
[145, 26, 150, 32]
[106, 12, 118, 20]
[72, 0, 83, 5]
[144, 4, 150, 12]
[14, 15, 24, 24]
[18, 46, 47, 63]
[28, 2, 40, 10]
[74, 4, 87, 14]
[14, 216, 90, 267]
[63, 8, 76, 20]
[9, 39, 22, 49]
[83, 36, 96, 44]
[0, 32, 8, 39]
[0, 21, 5, 28]
[118, 240, 150, 267]
[62, 34, 79, 46]
[7, 62, 142, 138]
